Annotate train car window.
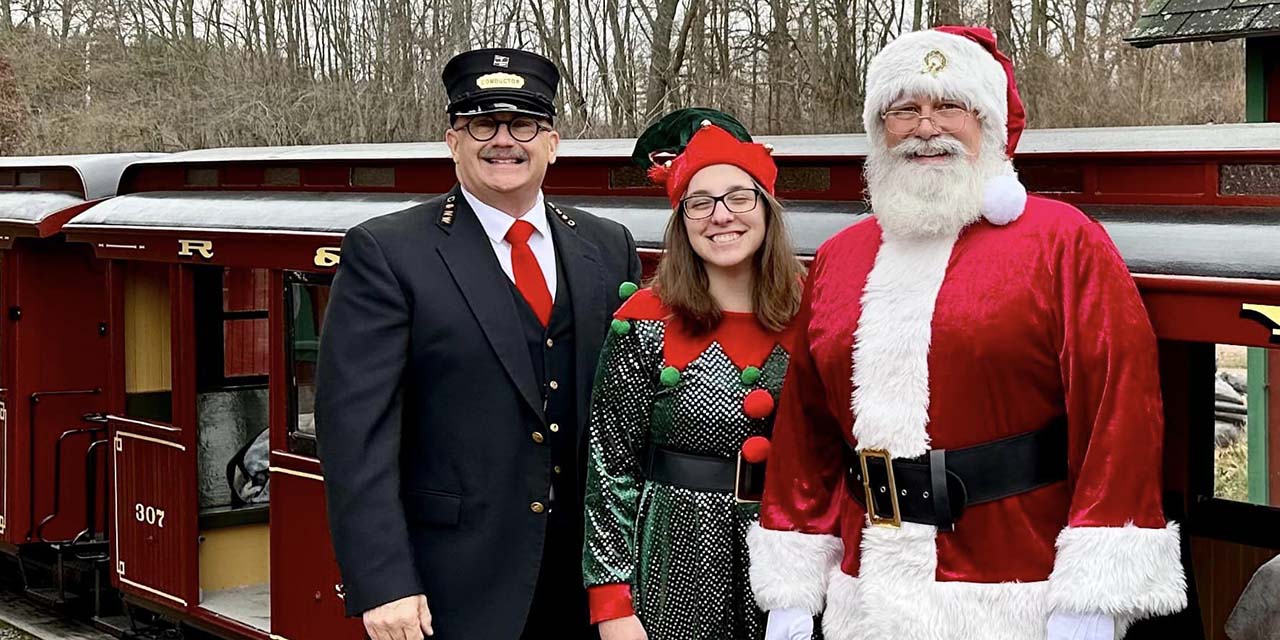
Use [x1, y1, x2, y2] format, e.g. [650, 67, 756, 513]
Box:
[193, 266, 270, 516]
[123, 261, 172, 422]
[1186, 341, 1280, 550]
[195, 267, 269, 389]
[1212, 344, 1278, 508]
[284, 271, 331, 458]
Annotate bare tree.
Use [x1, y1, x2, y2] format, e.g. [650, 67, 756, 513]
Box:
[0, 0, 1248, 153]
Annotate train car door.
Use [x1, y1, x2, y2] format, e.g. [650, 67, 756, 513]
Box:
[1139, 274, 1280, 640]
[15, 238, 111, 544]
[269, 270, 365, 640]
[109, 260, 195, 611]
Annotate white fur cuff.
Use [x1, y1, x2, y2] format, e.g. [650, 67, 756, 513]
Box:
[748, 524, 845, 614]
[1048, 522, 1187, 619]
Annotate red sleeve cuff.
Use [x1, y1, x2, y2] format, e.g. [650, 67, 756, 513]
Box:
[588, 583, 635, 624]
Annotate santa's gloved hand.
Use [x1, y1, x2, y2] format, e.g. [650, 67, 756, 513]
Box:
[1046, 611, 1116, 640]
[765, 607, 814, 640]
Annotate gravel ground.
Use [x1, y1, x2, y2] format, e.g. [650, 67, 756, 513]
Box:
[0, 591, 112, 640]
[0, 619, 37, 640]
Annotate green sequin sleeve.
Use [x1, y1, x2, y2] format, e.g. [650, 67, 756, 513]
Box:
[582, 320, 660, 588]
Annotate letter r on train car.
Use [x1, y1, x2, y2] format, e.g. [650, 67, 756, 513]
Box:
[178, 239, 215, 260]
[1241, 303, 1280, 344]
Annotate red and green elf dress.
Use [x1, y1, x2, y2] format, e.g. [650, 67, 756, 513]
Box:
[583, 286, 795, 640]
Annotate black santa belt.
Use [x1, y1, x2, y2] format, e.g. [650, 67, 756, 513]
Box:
[643, 445, 765, 503]
[843, 417, 1068, 531]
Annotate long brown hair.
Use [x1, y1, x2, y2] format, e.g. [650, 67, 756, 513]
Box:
[651, 187, 804, 334]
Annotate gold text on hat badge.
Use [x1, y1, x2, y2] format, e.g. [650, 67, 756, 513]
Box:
[477, 72, 526, 89]
[921, 50, 948, 78]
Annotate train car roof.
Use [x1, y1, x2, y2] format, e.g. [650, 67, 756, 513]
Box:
[113, 122, 1280, 168]
[66, 190, 438, 234]
[0, 191, 86, 226]
[0, 153, 164, 201]
[63, 191, 1280, 281]
[0, 153, 165, 238]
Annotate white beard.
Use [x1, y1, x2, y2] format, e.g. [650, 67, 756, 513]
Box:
[864, 134, 1010, 239]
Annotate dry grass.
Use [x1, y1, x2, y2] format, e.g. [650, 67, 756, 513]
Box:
[1214, 436, 1250, 503]
[1217, 344, 1249, 370]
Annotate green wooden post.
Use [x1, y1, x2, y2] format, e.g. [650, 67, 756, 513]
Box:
[1245, 38, 1267, 123]
[1244, 37, 1272, 504]
[1247, 347, 1270, 505]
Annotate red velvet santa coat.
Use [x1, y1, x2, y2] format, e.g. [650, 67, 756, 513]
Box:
[747, 195, 1186, 640]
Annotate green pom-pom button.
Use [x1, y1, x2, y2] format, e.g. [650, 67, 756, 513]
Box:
[660, 366, 681, 387]
[618, 281, 639, 300]
[611, 319, 631, 335]
[740, 366, 762, 385]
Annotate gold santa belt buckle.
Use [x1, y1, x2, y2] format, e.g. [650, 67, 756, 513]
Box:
[858, 449, 902, 528]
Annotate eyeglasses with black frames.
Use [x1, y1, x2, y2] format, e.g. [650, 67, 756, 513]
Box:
[453, 116, 552, 143]
[679, 188, 761, 220]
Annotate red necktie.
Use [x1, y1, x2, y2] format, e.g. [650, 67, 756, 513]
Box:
[505, 220, 552, 326]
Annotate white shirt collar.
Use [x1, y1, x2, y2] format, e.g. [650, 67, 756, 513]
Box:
[461, 186, 550, 245]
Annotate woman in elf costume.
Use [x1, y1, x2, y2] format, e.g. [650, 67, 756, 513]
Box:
[582, 109, 806, 640]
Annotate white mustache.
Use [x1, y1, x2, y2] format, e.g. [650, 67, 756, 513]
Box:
[892, 136, 968, 158]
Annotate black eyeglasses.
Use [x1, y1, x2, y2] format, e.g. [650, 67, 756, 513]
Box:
[453, 116, 552, 143]
[679, 188, 761, 220]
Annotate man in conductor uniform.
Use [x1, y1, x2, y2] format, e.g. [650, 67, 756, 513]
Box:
[316, 48, 642, 640]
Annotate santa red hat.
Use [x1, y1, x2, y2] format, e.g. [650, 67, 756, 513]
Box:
[648, 122, 778, 208]
[862, 26, 1029, 225]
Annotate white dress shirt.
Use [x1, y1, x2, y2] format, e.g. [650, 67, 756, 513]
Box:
[462, 186, 558, 300]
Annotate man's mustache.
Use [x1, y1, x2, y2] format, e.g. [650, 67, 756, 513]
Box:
[892, 136, 968, 159]
[480, 148, 529, 160]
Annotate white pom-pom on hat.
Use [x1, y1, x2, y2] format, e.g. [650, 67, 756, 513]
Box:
[981, 173, 1027, 226]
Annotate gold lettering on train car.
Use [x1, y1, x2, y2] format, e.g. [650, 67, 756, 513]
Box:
[1241, 303, 1280, 344]
[178, 239, 215, 260]
[314, 247, 341, 268]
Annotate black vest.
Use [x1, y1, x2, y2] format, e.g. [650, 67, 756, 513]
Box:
[506, 257, 578, 512]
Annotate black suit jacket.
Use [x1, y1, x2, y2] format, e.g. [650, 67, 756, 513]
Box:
[315, 185, 642, 638]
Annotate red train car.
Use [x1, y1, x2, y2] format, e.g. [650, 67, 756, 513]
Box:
[39, 122, 1280, 640]
[0, 153, 161, 611]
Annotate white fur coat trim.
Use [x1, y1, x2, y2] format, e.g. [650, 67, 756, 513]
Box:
[1049, 522, 1188, 618]
[747, 524, 845, 614]
[822, 565, 1059, 640]
[850, 233, 956, 457]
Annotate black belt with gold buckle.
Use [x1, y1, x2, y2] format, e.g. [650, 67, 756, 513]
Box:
[843, 417, 1068, 530]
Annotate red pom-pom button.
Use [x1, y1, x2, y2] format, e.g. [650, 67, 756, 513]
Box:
[743, 389, 775, 419]
[741, 436, 772, 463]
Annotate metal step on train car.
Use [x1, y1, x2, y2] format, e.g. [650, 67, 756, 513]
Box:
[0, 121, 1277, 640]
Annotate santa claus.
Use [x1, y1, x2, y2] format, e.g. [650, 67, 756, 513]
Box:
[747, 26, 1187, 640]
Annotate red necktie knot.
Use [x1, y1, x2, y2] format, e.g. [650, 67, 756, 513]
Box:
[506, 220, 537, 245]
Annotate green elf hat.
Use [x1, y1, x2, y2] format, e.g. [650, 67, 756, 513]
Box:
[630, 107, 754, 169]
